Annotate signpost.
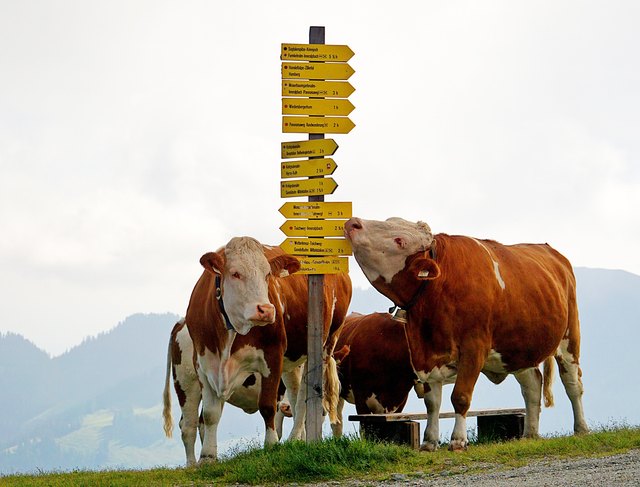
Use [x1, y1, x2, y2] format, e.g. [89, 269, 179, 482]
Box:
[281, 158, 337, 179]
[296, 256, 349, 275]
[279, 219, 347, 237]
[280, 177, 338, 198]
[279, 26, 354, 443]
[282, 116, 355, 134]
[281, 139, 339, 159]
[282, 80, 355, 98]
[279, 201, 352, 219]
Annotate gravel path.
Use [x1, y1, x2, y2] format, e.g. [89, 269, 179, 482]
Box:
[315, 449, 640, 486]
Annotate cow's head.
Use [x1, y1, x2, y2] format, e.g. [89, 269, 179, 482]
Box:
[344, 217, 440, 306]
[199, 237, 300, 335]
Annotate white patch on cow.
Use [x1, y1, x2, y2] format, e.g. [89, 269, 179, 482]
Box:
[199, 333, 271, 402]
[416, 364, 457, 384]
[471, 238, 506, 290]
[364, 393, 387, 414]
[484, 349, 508, 374]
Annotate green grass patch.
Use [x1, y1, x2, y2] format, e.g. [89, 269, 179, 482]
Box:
[2, 425, 639, 486]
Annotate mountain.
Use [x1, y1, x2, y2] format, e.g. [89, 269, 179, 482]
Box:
[1, 268, 639, 474]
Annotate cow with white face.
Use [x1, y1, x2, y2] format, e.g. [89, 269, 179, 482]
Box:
[183, 236, 351, 462]
[345, 217, 589, 451]
[186, 236, 300, 461]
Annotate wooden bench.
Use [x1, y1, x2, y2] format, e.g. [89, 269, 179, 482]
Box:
[348, 408, 526, 449]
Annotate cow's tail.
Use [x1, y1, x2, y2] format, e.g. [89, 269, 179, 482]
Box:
[543, 355, 555, 408]
[323, 353, 341, 424]
[162, 336, 174, 438]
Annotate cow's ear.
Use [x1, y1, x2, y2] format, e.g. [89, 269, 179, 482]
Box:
[409, 256, 441, 281]
[269, 254, 301, 278]
[200, 251, 224, 275]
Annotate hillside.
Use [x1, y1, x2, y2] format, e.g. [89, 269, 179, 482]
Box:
[0, 267, 639, 474]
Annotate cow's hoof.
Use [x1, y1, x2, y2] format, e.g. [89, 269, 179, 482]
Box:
[448, 439, 468, 452]
[419, 441, 438, 452]
[198, 454, 217, 464]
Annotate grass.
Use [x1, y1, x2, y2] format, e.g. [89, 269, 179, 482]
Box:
[2, 425, 639, 486]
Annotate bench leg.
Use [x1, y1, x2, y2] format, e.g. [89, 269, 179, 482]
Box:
[361, 421, 420, 449]
[477, 414, 525, 443]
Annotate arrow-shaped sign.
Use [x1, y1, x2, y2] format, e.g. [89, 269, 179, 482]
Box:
[295, 256, 349, 275]
[281, 158, 337, 179]
[281, 43, 355, 62]
[282, 80, 355, 99]
[280, 178, 338, 198]
[282, 98, 355, 116]
[282, 116, 355, 134]
[280, 219, 347, 237]
[282, 62, 355, 81]
[281, 139, 339, 159]
[279, 201, 352, 219]
[280, 238, 352, 256]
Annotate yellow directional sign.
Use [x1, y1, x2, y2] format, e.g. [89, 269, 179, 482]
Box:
[295, 256, 349, 275]
[281, 139, 338, 159]
[280, 177, 338, 198]
[281, 158, 337, 179]
[282, 98, 355, 116]
[280, 219, 347, 237]
[279, 201, 352, 219]
[282, 62, 355, 80]
[281, 43, 355, 62]
[283, 116, 355, 134]
[282, 80, 355, 98]
[280, 238, 352, 256]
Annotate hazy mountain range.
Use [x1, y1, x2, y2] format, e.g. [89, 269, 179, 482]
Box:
[1, 267, 638, 474]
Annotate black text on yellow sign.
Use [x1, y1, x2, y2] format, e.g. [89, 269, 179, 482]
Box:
[282, 98, 355, 116]
[281, 158, 337, 179]
[280, 177, 338, 198]
[281, 62, 355, 80]
[280, 238, 352, 256]
[282, 116, 355, 134]
[279, 219, 348, 237]
[295, 256, 349, 275]
[279, 201, 352, 219]
[281, 43, 355, 62]
[282, 80, 355, 99]
[281, 139, 339, 159]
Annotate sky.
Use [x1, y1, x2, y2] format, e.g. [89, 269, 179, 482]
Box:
[1, 1, 639, 356]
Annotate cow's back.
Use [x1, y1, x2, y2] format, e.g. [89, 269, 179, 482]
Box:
[415, 234, 578, 371]
[337, 312, 415, 414]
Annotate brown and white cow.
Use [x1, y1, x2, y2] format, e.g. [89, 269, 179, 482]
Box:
[344, 217, 589, 451]
[331, 312, 420, 437]
[183, 236, 351, 461]
[162, 319, 295, 466]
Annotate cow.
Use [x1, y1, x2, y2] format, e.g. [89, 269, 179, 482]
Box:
[183, 236, 351, 461]
[344, 216, 589, 451]
[331, 312, 421, 437]
[162, 319, 295, 466]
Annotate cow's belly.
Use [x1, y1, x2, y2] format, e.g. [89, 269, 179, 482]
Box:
[482, 349, 509, 384]
[228, 374, 261, 413]
[199, 344, 270, 401]
[415, 363, 457, 384]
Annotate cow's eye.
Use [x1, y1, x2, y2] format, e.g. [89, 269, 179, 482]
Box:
[232, 272, 241, 279]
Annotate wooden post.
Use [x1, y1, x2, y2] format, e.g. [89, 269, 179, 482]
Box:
[305, 25, 325, 443]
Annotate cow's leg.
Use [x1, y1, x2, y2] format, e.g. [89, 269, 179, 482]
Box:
[556, 339, 589, 434]
[421, 381, 443, 452]
[199, 383, 224, 462]
[285, 363, 307, 441]
[258, 359, 284, 447]
[513, 367, 542, 438]
[331, 397, 345, 437]
[449, 351, 484, 451]
[178, 381, 202, 466]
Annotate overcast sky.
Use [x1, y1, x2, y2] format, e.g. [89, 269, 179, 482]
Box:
[1, 1, 638, 356]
